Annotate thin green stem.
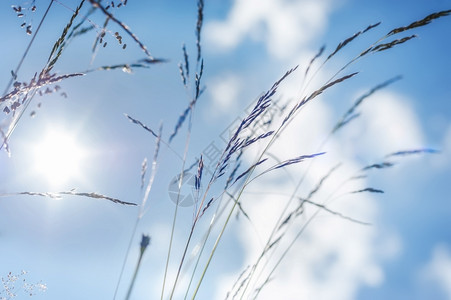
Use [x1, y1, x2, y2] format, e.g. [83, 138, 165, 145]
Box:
[125, 249, 145, 300]
[162, 109, 195, 299]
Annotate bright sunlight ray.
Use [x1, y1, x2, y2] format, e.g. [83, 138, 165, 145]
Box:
[32, 129, 86, 188]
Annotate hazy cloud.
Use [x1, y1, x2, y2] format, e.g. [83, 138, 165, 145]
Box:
[421, 244, 451, 299]
[205, 0, 334, 59]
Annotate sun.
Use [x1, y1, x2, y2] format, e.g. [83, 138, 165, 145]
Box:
[32, 129, 87, 188]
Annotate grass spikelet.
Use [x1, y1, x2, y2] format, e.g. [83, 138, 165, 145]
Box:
[327, 22, 381, 60]
[92, 16, 110, 57]
[283, 72, 358, 126]
[233, 158, 268, 184]
[83, 58, 166, 73]
[265, 152, 326, 172]
[371, 35, 417, 52]
[221, 66, 298, 157]
[306, 163, 341, 199]
[385, 148, 440, 157]
[179, 63, 187, 87]
[3, 1, 55, 96]
[195, 0, 204, 63]
[226, 192, 251, 222]
[169, 103, 191, 143]
[387, 9, 451, 36]
[195, 155, 204, 190]
[0, 73, 84, 104]
[88, 0, 154, 58]
[303, 72, 358, 106]
[305, 45, 325, 76]
[125, 234, 151, 300]
[45, 0, 85, 74]
[169, 60, 204, 143]
[351, 187, 384, 194]
[363, 22, 382, 33]
[61, 191, 136, 205]
[225, 161, 241, 190]
[361, 162, 395, 171]
[178, 44, 190, 88]
[225, 266, 251, 300]
[195, 59, 204, 99]
[63, 6, 96, 44]
[332, 75, 402, 133]
[241, 131, 274, 149]
[2, 191, 136, 205]
[183, 44, 190, 82]
[124, 114, 158, 137]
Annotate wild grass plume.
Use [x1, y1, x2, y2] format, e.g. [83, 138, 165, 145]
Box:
[1, 1, 450, 299]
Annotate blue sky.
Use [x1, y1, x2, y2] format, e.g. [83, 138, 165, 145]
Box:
[1, 0, 451, 299]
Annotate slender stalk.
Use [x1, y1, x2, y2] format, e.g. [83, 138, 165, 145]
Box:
[162, 111, 195, 299]
[125, 249, 144, 300]
[114, 126, 162, 299]
[191, 195, 239, 299]
[125, 235, 151, 300]
[112, 219, 139, 300]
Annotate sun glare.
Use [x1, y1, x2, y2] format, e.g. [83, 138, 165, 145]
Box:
[32, 129, 87, 188]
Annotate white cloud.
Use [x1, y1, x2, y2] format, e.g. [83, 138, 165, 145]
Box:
[205, 0, 335, 59]
[341, 91, 425, 159]
[421, 244, 451, 299]
[213, 91, 404, 299]
[204, 1, 433, 299]
[430, 123, 451, 170]
[207, 73, 242, 116]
